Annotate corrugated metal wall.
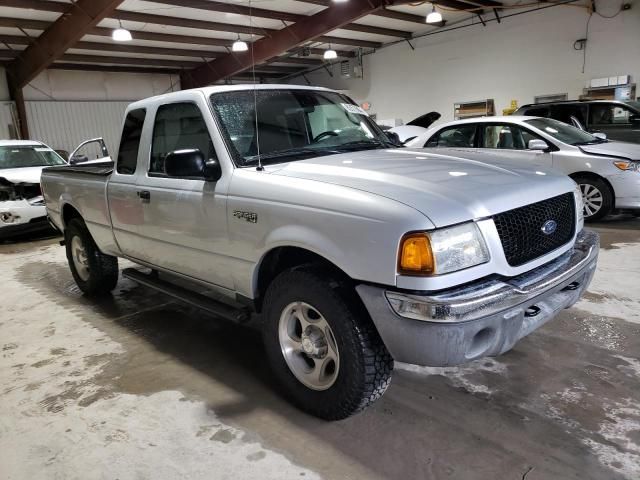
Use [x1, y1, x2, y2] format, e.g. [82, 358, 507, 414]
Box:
[0, 102, 17, 139]
[25, 101, 130, 155]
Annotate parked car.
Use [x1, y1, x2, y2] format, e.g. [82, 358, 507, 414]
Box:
[514, 100, 640, 144]
[0, 140, 68, 239]
[41, 85, 598, 420]
[406, 116, 640, 221]
[388, 111, 441, 143]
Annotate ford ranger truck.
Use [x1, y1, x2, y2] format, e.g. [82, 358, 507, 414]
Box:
[41, 85, 599, 420]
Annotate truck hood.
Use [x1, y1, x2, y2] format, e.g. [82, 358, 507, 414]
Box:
[0, 166, 46, 184]
[270, 148, 573, 227]
[579, 141, 640, 160]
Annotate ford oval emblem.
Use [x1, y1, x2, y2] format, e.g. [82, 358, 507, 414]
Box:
[541, 220, 558, 235]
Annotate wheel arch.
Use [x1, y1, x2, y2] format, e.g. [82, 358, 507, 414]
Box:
[61, 202, 83, 229]
[253, 246, 353, 313]
[570, 171, 615, 209]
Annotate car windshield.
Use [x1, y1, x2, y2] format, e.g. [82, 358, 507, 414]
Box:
[0, 145, 66, 169]
[524, 117, 604, 146]
[210, 89, 397, 166]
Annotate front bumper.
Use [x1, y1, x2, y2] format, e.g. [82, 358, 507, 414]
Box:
[0, 215, 51, 239]
[356, 229, 599, 367]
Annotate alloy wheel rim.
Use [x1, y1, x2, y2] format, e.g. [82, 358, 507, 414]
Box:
[71, 235, 90, 281]
[580, 183, 603, 218]
[278, 301, 340, 391]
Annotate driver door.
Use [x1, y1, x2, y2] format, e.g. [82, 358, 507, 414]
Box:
[132, 95, 234, 290]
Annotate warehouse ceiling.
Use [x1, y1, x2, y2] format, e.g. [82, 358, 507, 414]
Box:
[0, 0, 513, 87]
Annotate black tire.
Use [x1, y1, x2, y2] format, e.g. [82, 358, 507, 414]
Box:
[574, 176, 613, 222]
[262, 268, 393, 420]
[65, 217, 119, 295]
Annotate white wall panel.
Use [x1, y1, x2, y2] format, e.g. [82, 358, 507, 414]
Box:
[25, 101, 129, 154]
[291, 5, 640, 124]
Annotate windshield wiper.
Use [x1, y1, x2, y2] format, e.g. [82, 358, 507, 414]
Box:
[330, 139, 392, 151]
[572, 138, 608, 146]
[243, 147, 322, 165]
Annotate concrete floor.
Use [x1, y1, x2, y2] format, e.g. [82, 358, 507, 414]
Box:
[1, 218, 640, 480]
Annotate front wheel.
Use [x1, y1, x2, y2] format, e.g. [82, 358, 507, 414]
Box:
[575, 176, 613, 222]
[262, 268, 393, 420]
[65, 217, 119, 295]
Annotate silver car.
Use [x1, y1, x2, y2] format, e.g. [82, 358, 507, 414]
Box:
[406, 116, 640, 220]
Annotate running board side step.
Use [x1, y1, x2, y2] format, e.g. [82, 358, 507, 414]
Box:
[122, 268, 251, 324]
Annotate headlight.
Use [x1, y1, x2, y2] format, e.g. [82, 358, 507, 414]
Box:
[398, 222, 489, 276]
[613, 160, 640, 171]
[573, 183, 584, 228]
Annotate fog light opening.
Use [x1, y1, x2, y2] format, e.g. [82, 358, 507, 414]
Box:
[525, 305, 541, 318]
[562, 281, 580, 292]
[467, 328, 495, 359]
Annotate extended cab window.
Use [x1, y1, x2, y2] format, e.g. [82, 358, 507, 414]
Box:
[425, 125, 476, 147]
[150, 102, 216, 175]
[116, 108, 146, 175]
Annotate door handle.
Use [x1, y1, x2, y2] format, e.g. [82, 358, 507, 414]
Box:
[137, 190, 150, 201]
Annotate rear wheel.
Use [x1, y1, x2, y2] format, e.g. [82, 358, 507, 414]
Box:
[65, 217, 119, 295]
[262, 268, 393, 420]
[575, 176, 613, 222]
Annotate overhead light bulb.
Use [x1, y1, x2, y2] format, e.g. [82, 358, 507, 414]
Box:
[426, 5, 443, 24]
[112, 20, 132, 41]
[232, 35, 248, 52]
[324, 46, 337, 60]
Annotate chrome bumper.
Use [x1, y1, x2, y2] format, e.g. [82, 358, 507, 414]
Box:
[356, 229, 599, 366]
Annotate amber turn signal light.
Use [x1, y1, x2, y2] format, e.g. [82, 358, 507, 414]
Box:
[398, 233, 435, 275]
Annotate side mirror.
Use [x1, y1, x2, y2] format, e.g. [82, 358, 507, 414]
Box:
[164, 149, 222, 181]
[203, 158, 222, 182]
[528, 139, 548, 151]
[69, 154, 88, 164]
[164, 149, 205, 178]
[593, 132, 607, 140]
[629, 114, 640, 124]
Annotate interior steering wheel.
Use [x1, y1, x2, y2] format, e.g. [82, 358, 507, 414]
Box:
[313, 131, 339, 142]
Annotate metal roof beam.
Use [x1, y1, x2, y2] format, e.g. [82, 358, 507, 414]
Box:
[6, 0, 125, 88]
[185, 0, 390, 87]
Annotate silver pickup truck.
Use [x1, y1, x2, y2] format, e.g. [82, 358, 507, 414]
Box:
[41, 85, 599, 420]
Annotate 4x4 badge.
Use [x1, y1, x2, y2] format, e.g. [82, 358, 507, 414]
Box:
[233, 210, 258, 223]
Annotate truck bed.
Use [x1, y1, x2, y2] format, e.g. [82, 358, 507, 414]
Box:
[44, 160, 114, 176]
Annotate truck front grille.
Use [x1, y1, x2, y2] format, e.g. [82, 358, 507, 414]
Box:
[493, 193, 576, 267]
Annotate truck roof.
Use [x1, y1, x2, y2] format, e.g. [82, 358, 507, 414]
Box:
[128, 84, 336, 110]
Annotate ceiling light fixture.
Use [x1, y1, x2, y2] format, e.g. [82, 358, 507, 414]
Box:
[232, 34, 248, 52]
[112, 20, 132, 42]
[426, 4, 443, 24]
[324, 45, 337, 60]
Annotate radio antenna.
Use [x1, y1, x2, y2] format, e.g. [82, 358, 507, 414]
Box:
[249, 0, 263, 171]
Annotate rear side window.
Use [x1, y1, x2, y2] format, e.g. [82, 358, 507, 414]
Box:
[426, 125, 476, 147]
[150, 102, 216, 175]
[117, 109, 146, 175]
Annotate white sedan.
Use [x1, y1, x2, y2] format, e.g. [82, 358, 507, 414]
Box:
[405, 116, 640, 221]
[0, 140, 67, 239]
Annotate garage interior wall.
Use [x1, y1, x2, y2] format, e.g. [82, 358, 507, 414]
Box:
[0, 68, 179, 151]
[293, 4, 640, 124]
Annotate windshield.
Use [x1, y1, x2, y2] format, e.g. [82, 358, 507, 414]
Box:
[0, 145, 66, 169]
[210, 89, 396, 166]
[524, 117, 603, 146]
